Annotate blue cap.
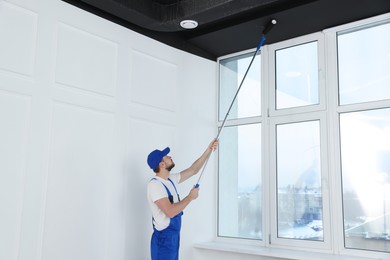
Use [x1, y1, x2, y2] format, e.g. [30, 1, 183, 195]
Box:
[147, 147, 170, 169]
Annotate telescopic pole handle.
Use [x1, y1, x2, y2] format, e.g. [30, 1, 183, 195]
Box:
[195, 19, 277, 188]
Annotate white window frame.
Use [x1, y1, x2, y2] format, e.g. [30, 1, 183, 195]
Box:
[216, 47, 266, 246]
[215, 11, 390, 260]
[268, 32, 326, 117]
[324, 12, 390, 259]
[268, 112, 331, 251]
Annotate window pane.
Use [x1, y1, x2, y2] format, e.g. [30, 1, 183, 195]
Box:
[219, 52, 261, 120]
[218, 124, 262, 240]
[276, 42, 319, 109]
[338, 22, 390, 105]
[276, 121, 323, 241]
[340, 108, 390, 252]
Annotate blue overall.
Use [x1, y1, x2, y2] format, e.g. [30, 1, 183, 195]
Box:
[151, 178, 183, 260]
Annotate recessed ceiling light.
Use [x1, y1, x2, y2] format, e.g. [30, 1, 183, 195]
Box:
[180, 20, 198, 29]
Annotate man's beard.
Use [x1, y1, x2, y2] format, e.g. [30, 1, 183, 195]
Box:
[167, 163, 175, 172]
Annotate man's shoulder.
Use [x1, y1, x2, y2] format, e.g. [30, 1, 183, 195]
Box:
[148, 178, 160, 187]
[170, 173, 181, 183]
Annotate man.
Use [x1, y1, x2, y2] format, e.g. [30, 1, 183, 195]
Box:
[146, 139, 218, 260]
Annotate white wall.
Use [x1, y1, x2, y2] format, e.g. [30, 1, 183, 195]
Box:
[0, 0, 217, 260]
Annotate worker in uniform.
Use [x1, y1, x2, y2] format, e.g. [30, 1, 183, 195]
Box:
[146, 139, 218, 260]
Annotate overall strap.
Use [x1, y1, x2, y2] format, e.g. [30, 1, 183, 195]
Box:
[151, 178, 181, 203]
[151, 178, 172, 197]
[167, 178, 181, 202]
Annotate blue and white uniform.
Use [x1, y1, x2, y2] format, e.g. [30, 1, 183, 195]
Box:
[147, 174, 183, 260]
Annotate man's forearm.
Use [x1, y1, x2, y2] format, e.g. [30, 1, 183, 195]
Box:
[165, 195, 193, 218]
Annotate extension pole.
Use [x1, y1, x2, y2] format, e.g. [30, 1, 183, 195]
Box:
[195, 19, 277, 188]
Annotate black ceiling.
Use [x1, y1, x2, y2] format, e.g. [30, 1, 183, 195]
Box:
[62, 0, 390, 61]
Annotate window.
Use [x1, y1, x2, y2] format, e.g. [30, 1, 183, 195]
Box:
[337, 20, 390, 253]
[338, 22, 390, 105]
[217, 14, 390, 258]
[218, 124, 262, 239]
[219, 52, 261, 120]
[218, 51, 263, 240]
[275, 41, 319, 109]
[276, 120, 323, 241]
[340, 108, 390, 252]
[268, 34, 330, 249]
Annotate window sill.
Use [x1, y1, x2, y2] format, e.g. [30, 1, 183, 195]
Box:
[193, 242, 379, 260]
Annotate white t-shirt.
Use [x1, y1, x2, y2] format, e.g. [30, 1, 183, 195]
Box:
[147, 173, 181, 231]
